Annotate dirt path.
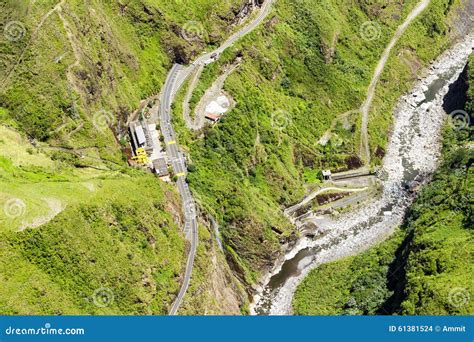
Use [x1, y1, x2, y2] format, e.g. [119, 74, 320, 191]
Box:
[284, 186, 368, 217]
[318, 109, 358, 145]
[183, 63, 239, 130]
[1, 0, 66, 91]
[56, 4, 83, 96]
[359, 0, 431, 164]
[182, 64, 205, 130]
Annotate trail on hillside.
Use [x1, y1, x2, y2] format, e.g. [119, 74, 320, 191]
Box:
[56, 4, 83, 97]
[183, 63, 239, 130]
[251, 32, 473, 316]
[359, 0, 431, 164]
[182, 65, 205, 130]
[1, 0, 66, 91]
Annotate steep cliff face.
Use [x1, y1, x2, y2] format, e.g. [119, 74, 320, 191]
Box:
[181, 0, 468, 290]
[0, 0, 248, 145]
[179, 223, 248, 315]
[0, 0, 250, 315]
[293, 55, 473, 316]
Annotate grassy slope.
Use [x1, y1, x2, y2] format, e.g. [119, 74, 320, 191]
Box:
[0, 126, 188, 314]
[172, 0, 464, 285]
[293, 55, 474, 316]
[0, 0, 247, 148]
[0, 0, 251, 314]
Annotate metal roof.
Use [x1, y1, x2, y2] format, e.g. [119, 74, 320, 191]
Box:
[153, 158, 169, 176]
[135, 124, 146, 146]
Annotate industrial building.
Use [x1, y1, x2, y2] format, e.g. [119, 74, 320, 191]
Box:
[129, 119, 172, 182]
[322, 170, 332, 181]
[129, 120, 153, 154]
[153, 158, 169, 177]
[205, 113, 220, 123]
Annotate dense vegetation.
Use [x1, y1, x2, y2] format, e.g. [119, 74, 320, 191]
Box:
[294, 133, 473, 315]
[0, 182, 187, 315]
[178, 225, 248, 314]
[0, 130, 188, 314]
[0, 0, 470, 315]
[0, 0, 252, 314]
[174, 0, 467, 285]
[0, 0, 248, 146]
[293, 55, 473, 316]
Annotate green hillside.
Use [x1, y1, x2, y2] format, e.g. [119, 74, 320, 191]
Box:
[0, 126, 188, 314]
[174, 0, 467, 284]
[293, 132, 473, 315]
[0, 0, 251, 314]
[0, 0, 248, 144]
[0, 0, 471, 315]
[292, 55, 474, 316]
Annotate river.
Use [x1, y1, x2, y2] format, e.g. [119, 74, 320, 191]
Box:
[251, 33, 473, 315]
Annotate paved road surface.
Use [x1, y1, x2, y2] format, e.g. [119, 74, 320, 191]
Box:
[159, 65, 199, 315]
[160, 0, 275, 315]
[174, 0, 275, 93]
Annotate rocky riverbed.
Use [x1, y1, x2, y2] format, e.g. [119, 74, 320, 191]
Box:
[251, 33, 473, 315]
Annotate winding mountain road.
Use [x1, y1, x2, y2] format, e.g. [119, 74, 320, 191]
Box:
[160, 0, 275, 315]
[158, 65, 198, 315]
[183, 62, 239, 130]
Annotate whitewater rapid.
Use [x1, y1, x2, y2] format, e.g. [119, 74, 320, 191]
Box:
[251, 33, 473, 315]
